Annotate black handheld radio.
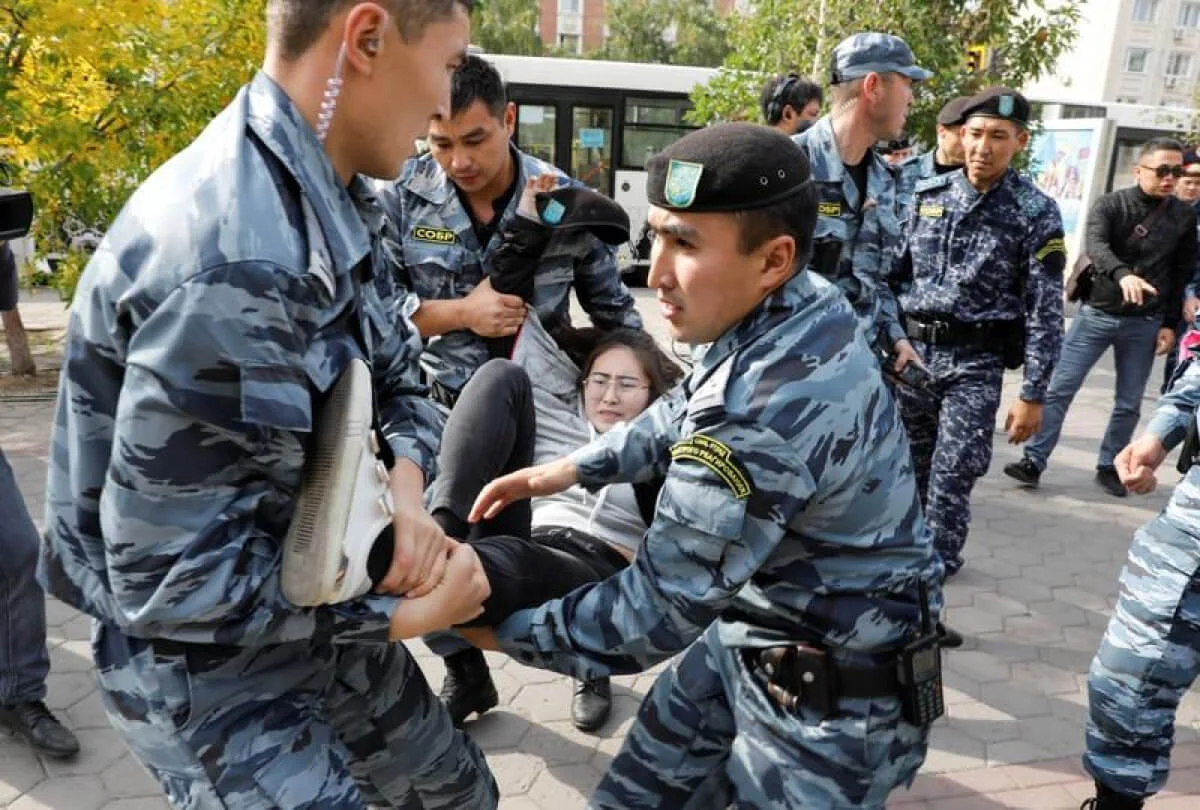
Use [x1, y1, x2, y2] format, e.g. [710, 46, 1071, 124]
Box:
[897, 580, 945, 726]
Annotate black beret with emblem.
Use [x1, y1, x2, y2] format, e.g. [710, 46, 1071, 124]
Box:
[961, 86, 1031, 128]
[646, 122, 812, 213]
[936, 95, 973, 127]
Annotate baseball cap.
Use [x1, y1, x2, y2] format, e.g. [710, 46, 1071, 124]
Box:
[829, 33, 933, 85]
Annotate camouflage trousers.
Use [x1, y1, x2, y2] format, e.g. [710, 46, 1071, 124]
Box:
[91, 621, 498, 809]
[591, 625, 929, 809]
[1084, 491, 1200, 799]
[895, 345, 1005, 574]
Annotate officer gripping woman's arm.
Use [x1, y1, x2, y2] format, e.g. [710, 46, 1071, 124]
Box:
[460, 122, 943, 810]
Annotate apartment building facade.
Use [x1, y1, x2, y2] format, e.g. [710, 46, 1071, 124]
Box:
[1027, 0, 1200, 108]
[535, 0, 741, 55]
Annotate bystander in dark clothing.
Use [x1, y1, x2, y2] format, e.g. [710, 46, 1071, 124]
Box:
[1006, 139, 1198, 497]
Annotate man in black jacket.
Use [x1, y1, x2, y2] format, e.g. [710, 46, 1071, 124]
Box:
[1005, 138, 1198, 497]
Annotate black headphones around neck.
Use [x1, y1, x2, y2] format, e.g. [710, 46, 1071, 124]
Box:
[766, 74, 801, 125]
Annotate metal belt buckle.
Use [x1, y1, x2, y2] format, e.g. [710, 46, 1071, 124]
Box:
[927, 321, 950, 344]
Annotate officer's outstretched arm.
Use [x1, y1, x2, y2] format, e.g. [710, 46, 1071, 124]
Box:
[568, 382, 688, 486]
[1147, 353, 1200, 448]
[492, 422, 811, 681]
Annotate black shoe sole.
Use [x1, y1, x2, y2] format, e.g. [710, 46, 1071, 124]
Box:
[1002, 465, 1040, 487]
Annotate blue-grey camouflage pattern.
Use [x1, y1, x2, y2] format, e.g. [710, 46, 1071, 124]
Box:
[377, 149, 641, 394]
[493, 270, 943, 806]
[793, 116, 907, 346]
[894, 168, 1065, 402]
[591, 624, 929, 809]
[93, 623, 495, 809]
[890, 168, 1064, 571]
[39, 72, 495, 808]
[1083, 349, 1200, 800]
[895, 150, 936, 224]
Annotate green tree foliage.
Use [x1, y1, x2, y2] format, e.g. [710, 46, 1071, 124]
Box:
[472, 0, 543, 56]
[1, 0, 262, 300]
[597, 0, 729, 67]
[690, 0, 1083, 142]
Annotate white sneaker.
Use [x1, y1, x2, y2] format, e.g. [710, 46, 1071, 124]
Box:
[282, 357, 394, 606]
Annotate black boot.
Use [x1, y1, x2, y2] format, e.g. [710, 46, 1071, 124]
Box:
[571, 677, 612, 732]
[1080, 781, 1144, 809]
[438, 648, 498, 726]
[1003, 457, 1041, 487]
[1095, 466, 1127, 498]
[0, 701, 80, 759]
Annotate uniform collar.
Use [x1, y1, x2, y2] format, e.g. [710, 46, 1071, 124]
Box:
[692, 271, 808, 383]
[950, 166, 1017, 202]
[245, 71, 375, 277]
[406, 143, 529, 209]
[801, 116, 891, 209]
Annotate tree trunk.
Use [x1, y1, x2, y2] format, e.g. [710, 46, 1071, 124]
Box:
[2, 307, 37, 376]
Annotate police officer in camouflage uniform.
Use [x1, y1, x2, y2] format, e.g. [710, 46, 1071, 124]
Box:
[895, 95, 971, 220]
[891, 88, 1065, 578]
[793, 32, 932, 376]
[461, 123, 945, 809]
[38, 2, 499, 807]
[1081, 342, 1200, 809]
[379, 55, 641, 406]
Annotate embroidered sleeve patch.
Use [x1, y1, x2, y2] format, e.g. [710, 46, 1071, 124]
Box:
[670, 434, 753, 499]
[411, 226, 457, 245]
[918, 203, 945, 218]
[818, 201, 842, 217]
[1034, 237, 1066, 261]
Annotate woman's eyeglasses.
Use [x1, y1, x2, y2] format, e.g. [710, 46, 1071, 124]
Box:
[584, 373, 649, 397]
[1140, 164, 1185, 179]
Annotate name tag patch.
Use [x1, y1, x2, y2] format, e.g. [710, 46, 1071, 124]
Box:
[918, 204, 945, 218]
[818, 201, 842, 217]
[411, 226, 457, 245]
[670, 434, 753, 499]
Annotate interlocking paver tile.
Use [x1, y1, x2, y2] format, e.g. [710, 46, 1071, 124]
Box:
[5, 298, 1200, 807]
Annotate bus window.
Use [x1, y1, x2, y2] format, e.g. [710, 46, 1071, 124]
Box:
[572, 106, 614, 196]
[621, 96, 697, 170]
[516, 103, 557, 165]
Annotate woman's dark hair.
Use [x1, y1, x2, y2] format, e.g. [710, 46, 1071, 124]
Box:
[579, 328, 684, 403]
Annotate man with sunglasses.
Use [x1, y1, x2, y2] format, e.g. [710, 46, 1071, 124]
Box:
[1005, 138, 1197, 498]
[1160, 150, 1200, 392]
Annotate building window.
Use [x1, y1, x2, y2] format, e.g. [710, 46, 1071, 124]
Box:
[1124, 47, 1150, 73]
[557, 33, 581, 54]
[1115, 96, 1141, 104]
[1132, 0, 1160, 23]
[1180, 1, 1200, 27]
[1166, 51, 1193, 77]
[559, 0, 580, 12]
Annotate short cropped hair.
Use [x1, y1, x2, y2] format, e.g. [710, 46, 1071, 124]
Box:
[732, 182, 819, 270]
[1139, 137, 1185, 159]
[450, 55, 507, 119]
[267, 0, 473, 61]
[760, 74, 824, 125]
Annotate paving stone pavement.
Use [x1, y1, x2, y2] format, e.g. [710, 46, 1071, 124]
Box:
[2, 291, 1199, 808]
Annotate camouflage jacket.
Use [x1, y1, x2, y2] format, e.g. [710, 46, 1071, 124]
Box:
[892, 168, 1066, 401]
[896, 150, 936, 224]
[39, 72, 442, 646]
[494, 271, 942, 680]
[378, 149, 641, 393]
[793, 116, 907, 346]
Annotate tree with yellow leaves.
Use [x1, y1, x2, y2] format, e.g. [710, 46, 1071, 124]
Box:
[1, 0, 262, 303]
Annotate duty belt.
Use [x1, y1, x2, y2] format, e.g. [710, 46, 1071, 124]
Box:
[904, 316, 1021, 349]
[744, 644, 901, 717]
